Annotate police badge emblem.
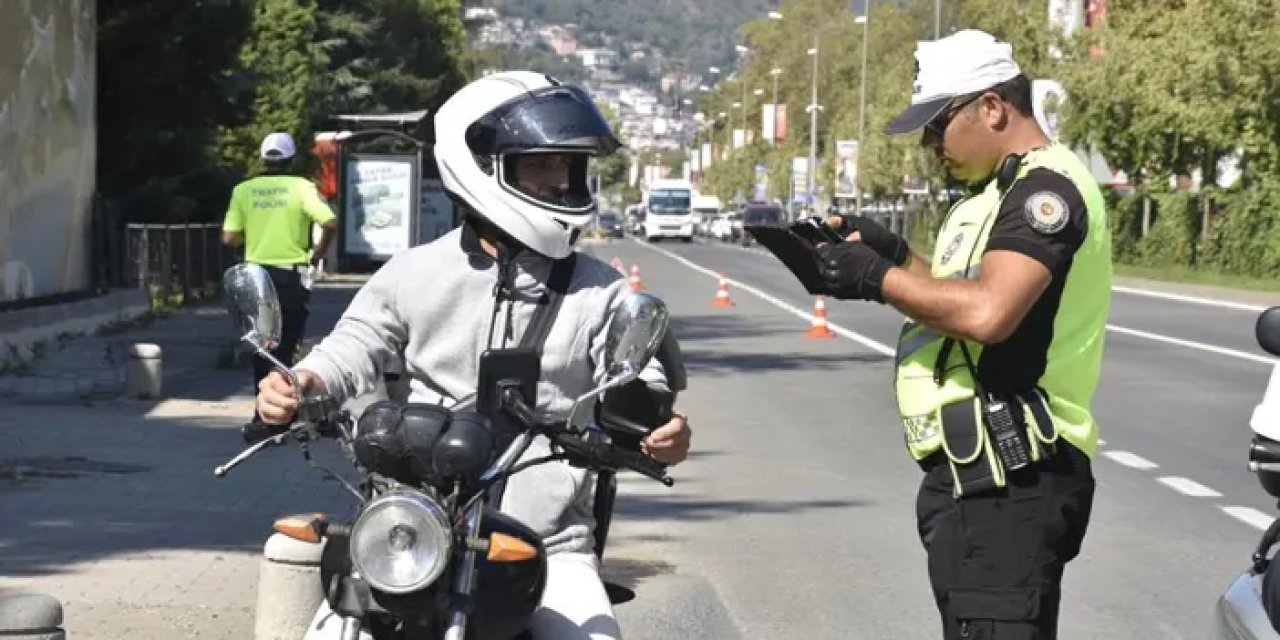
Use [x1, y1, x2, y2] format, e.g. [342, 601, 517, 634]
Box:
[1024, 191, 1070, 234]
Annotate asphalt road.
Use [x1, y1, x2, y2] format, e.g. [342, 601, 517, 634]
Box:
[7, 237, 1278, 639]
[575, 236, 1280, 639]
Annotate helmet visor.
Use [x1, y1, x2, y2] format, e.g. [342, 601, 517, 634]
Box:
[500, 153, 594, 213]
[466, 84, 622, 157]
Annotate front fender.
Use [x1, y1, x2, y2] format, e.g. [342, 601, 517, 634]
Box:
[1215, 570, 1280, 640]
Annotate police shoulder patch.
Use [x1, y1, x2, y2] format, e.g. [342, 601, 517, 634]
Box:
[1023, 190, 1070, 234]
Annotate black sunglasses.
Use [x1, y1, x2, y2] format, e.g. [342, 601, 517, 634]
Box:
[921, 92, 984, 143]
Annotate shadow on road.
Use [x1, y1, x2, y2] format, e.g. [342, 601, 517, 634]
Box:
[0, 406, 357, 579]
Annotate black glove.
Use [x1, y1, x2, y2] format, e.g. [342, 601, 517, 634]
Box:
[816, 242, 892, 302]
[834, 215, 909, 266]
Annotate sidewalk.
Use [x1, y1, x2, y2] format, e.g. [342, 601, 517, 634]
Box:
[0, 303, 237, 405]
[0, 281, 365, 638]
[1113, 274, 1279, 308]
[0, 277, 365, 406]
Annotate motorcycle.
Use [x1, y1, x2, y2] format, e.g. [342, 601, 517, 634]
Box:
[1215, 306, 1280, 640]
[215, 263, 682, 639]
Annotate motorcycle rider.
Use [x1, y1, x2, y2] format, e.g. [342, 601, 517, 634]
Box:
[255, 71, 691, 639]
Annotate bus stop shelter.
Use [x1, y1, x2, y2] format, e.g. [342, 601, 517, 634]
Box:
[314, 110, 460, 273]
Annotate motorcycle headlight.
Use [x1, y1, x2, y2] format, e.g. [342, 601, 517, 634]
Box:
[349, 489, 453, 594]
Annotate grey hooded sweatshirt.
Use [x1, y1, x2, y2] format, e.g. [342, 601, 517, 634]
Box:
[296, 222, 668, 555]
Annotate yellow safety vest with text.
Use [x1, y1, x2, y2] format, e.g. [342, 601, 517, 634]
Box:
[894, 144, 1112, 463]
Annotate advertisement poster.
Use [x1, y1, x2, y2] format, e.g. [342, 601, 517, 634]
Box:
[343, 155, 417, 258]
[753, 163, 768, 202]
[791, 157, 809, 204]
[835, 140, 859, 198]
[775, 104, 788, 143]
[762, 104, 775, 144]
[732, 129, 745, 150]
[417, 178, 454, 245]
[700, 143, 712, 170]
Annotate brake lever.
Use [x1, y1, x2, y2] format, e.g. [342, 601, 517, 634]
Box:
[612, 447, 674, 487]
[213, 426, 298, 477]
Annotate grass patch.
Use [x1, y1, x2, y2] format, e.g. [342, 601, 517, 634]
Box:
[1113, 264, 1280, 294]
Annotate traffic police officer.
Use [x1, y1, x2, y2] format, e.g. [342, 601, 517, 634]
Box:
[222, 132, 337, 442]
[818, 30, 1111, 638]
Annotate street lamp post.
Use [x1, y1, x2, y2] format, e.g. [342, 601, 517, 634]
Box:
[769, 67, 781, 146]
[855, 10, 869, 217]
[807, 32, 819, 210]
[742, 79, 748, 138]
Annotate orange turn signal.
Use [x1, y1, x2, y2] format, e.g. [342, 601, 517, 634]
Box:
[486, 533, 537, 563]
[273, 512, 327, 544]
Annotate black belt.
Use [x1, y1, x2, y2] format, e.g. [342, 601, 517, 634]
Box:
[259, 263, 309, 274]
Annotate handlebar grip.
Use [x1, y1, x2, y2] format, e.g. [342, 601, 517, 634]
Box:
[1252, 435, 1280, 464]
[612, 447, 674, 487]
[553, 431, 672, 486]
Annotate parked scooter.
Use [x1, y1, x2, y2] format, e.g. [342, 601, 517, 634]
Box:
[215, 263, 681, 639]
[1215, 306, 1280, 640]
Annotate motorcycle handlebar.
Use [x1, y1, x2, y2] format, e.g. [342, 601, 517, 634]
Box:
[499, 387, 673, 486]
[212, 397, 350, 477]
[1251, 435, 1280, 465]
[550, 429, 674, 486]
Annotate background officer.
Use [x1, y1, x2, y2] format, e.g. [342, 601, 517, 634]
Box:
[222, 132, 337, 443]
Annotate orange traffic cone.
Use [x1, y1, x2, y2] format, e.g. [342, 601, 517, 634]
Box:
[629, 265, 644, 291]
[804, 296, 836, 339]
[711, 273, 735, 307]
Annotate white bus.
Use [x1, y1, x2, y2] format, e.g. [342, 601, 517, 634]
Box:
[641, 179, 695, 242]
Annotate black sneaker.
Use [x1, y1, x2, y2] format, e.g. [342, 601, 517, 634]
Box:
[242, 421, 289, 444]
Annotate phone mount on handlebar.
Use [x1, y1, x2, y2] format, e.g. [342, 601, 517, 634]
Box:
[477, 348, 541, 452]
[471, 291, 676, 489]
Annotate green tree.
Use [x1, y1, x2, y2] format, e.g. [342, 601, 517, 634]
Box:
[954, 0, 1054, 79]
[1059, 0, 1280, 191]
[96, 0, 255, 221]
[593, 101, 631, 194]
[220, 0, 320, 178]
[313, 0, 468, 122]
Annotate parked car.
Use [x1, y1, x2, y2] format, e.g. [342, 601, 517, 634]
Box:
[739, 204, 786, 247]
[710, 212, 742, 242]
[596, 211, 624, 238]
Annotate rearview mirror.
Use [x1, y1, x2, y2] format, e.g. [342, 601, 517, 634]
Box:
[1257, 307, 1280, 357]
[223, 263, 282, 351]
[602, 292, 671, 386]
[565, 292, 670, 429]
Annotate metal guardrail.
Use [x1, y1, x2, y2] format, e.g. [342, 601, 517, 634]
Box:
[125, 223, 238, 306]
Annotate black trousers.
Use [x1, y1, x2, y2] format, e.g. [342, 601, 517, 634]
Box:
[250, 266, 310, 423]
[916, 442, 1095, 639]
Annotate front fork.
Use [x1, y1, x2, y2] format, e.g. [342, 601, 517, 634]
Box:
[341, 617, 362, 640]
[443, 502, 485, 640]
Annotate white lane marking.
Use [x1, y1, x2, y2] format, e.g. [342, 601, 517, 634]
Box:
[634, 239, 896, 357]
[1156, 476, 1222, 498]
[1221, 506, 1276, 532]
[672, 239, 1278, 366]
[1105, 324, 1276, 366]
[1102, 450, 1159, 470]
[704, 237, 1273, 311]
[1113, 286, 1269, 313]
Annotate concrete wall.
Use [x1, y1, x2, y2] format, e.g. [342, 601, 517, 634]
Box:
[0, 0, 97, 302]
